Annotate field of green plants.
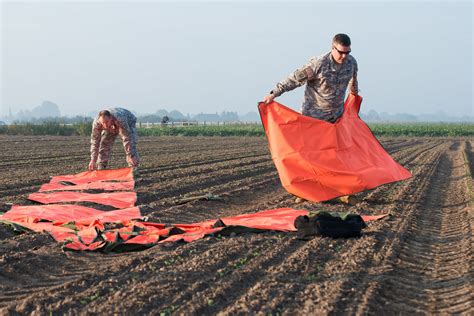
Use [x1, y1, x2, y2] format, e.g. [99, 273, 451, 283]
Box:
[0, 122, 472, 137]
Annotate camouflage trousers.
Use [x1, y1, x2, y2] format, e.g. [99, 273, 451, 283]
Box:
[97, 129, 139, 170]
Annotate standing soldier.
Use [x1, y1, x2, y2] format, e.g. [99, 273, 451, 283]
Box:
[89, 108, 140, 171]
[262, 33, 359, 204]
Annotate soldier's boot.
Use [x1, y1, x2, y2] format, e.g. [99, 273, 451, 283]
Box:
[132, 167, 140, 178]
[339, 195, 361, 206]
[294, 196, 306, 204]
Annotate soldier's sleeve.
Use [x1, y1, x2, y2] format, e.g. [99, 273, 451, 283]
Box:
[90, 118, 102, 162]
[118, 118, 138, 158]
[270, 59, 317, 97]
[349, 59, 359, 94]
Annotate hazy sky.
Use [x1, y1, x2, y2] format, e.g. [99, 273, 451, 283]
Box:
[1, 0, 473, 117]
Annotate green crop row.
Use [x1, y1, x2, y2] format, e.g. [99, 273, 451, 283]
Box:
[367, 123, 474, 137]
[0, 122, 472, 137]
[137, 125, 264, 137]
[0, 123, 92, 136]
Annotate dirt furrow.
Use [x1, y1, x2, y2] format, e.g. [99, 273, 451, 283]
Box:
[359, 143, 473, 315]
[0, 136, 471, 315]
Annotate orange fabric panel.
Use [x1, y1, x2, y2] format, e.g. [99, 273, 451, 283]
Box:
[28, 191, 137, 209]
[160, 208, 317, 243]
[4, 205, 134, 226]
[39, 180, 135, 192]
[258, 94, 412, 202]
[220, 208, 308, 231]
[1, 204, 102, 223]
[49, 167, 133, 185]
[361, 214, 389, 221]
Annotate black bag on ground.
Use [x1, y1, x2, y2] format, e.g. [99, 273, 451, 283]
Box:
[294, 211, 367, 239]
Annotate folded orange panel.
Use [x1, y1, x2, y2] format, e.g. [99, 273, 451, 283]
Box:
[0, 204, 103, 223]
[28, 192, 137, 209]
[258, 94, 412, 202]
[161, 208, 313, 243]
[361, 214, 389, 221]
[220, 208, 309, 231]
[49, 167, 133, 185]
[39, 180, 135, 192]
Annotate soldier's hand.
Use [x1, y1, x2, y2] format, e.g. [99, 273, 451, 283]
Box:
[88, 160, 95, 171]
[263, 94, 275, 104]
[127, 155, 138, 167]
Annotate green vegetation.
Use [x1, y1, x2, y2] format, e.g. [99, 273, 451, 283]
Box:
[138, 124, 264, 137]
[368, 123, 474, 137]
[0, 122, 92, 136]
[0, 122, 472, 137]
[139, 123, 474, 137]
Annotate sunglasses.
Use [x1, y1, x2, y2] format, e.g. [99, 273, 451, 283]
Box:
[333, 47, 351, 55]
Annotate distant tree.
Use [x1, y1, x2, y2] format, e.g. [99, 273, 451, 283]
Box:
[220, 111, 239, 122]
[137, 114, 162, 123]
[156, 109, 168, 117]
[239, 111, 261, 122]
[31, 101, 61, 118]
[194, 113, 220, 122]
[169, 110, 185, 120]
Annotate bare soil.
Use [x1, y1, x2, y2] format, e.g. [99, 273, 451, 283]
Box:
[0, 136, 472, 315]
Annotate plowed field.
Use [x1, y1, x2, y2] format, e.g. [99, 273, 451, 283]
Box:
[0, 136, 472, 315]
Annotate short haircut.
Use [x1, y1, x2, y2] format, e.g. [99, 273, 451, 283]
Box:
[333, 33, 351, 46]
[99, 110, 111, 118]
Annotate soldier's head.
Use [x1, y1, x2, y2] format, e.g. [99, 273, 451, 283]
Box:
[98, 110, 114, 129]
[331, 33, 351, 64]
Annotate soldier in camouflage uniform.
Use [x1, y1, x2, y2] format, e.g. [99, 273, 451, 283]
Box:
[263, 33, 358, 122]
[89, 108, 140, 171]
[263, 34, 360, 205]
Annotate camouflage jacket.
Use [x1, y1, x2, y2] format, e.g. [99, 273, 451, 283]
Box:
[90, 108, 138, 162]
[271, 52, 358, 122]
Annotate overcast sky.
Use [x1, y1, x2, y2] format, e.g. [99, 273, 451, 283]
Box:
[1, 0, 472, 117]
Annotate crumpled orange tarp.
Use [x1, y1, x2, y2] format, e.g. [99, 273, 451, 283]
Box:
[28, 191, 137, 209]
[0, 205, 142, 246]
[258, 94, 412, 202]
[0, 205, 389, 252]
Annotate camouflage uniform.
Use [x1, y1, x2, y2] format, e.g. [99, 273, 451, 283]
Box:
[271, 52, 358, 123]
[90, 108, 139, 169]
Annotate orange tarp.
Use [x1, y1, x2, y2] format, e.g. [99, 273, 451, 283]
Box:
[48, 167, 133, 185]
[28, 191, 137, 209]
[0, 205, 388, 252]
[39, 168, 135, 192]
[39, 180, 135, 192]
[0, 166, 392, 252]
[258, 94, 412, 202]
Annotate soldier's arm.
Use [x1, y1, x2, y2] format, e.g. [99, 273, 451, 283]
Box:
[349, 60, 359, 95]
[118, 121, 137, 159]
[90, 118, 102, 162]
[270, 59, 317, 98]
